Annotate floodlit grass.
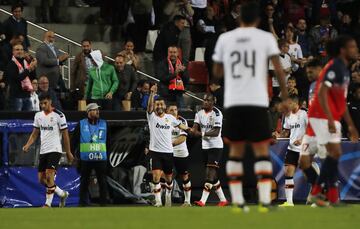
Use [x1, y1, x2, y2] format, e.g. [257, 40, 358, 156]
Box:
[1, 205, 359, 229]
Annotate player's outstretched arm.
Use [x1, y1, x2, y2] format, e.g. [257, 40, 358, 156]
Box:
[343, 107, 359, 143]
[147, 84, 157, 114]
[23, 128, 40, 152]
[318, 83, 336, 133]
[62, 129, 74, 164]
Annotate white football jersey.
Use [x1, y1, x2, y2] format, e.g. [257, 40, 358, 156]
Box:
[172, 116, 189, 158]
[147, 112, 181, 153]
[212, 27, 280, 108]
[194, 108, 223, 149]
[270, 53, 292, 87]
[33, 109, 68, 155]
[283, 109, 308, 152]
[288, 43, 303, 72]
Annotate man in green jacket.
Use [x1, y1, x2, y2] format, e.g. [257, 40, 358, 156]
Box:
[85, 50, 119, 110]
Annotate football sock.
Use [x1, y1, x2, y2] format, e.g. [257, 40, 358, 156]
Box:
[183, 179, 191, 203]
[213, 180, 227, 202]
[199, 182, 212, 204]
[54, 185, 66, 197]
[285, 176, 294, 204]
[153, 182, 162, 205]
[326, 157, 339, 203]
[226, 160, 245, 205]
[165, 181, 173, 196]
[255, 157, 273, 205]
[45, 185, 56, 207]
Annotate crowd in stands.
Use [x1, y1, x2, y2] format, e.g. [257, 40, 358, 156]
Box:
[0, 0, 360, 120]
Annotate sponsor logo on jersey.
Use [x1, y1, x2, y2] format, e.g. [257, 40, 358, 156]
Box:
[290, 123, 301, 129]
[156, 123, 170, 129]
[40, 125, 54, 131]
[200, 124, 213, 129]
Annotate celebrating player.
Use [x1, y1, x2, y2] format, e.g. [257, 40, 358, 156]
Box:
[147, 84, 189, 207]
[212, 2, 288, 212]
[23, 93, 74, 208]
[190, 93, 228, 207]
[167, 104, 192, 207]
[279, 95, 308, 207]
[308, 35, 359, 206]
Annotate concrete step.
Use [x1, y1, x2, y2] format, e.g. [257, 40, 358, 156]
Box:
[0, 5, 100, 24]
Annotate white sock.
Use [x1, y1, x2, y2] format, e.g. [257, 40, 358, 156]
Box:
[285, 177, 294, 204]
[45, 186, 56, 206]
[255, 160, 273, 205]
[183, 180, 191, 203]
[54, 185, 65, 197]
[226, 160, 245, 205]
[165, 181, 173, 197]
[200, 182, 212, 203]
[213, 180, 227, 202]
[153, 183, 162, 205]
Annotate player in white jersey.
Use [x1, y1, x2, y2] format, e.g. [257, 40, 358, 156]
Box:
[147, 84, 189, 207]
[279, 95, 308, 207]
[167, 104, 192, 206]
[212, 2, 288, 213]
[23, 93, 74, 208]
[189, 93, 228, 207]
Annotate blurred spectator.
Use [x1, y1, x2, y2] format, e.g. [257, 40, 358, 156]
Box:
[164, 0, 194, 64]
[312, 0, 337, 26]
[224, 0, 240, 31]
[2, 3, 30, 50]
[130, 0, 152, 52]
[309, 15, 338, 62]
[2, 34, 24, 62]
[85, 50, 119, 110]
[113, 55, 138, 111]
[190, 0, 207, 25]
[30, 79, 39, 111]
[209, 80, 223, 108]
[287, 76, 298, 96]
[40, 0, 61, 23]
[131, 80, 150, 110]
[6, 43, 36, 111]
[36, 31, 70, 89]
[348, 86, 360, 134]
[71, 39, 94, 97]
[0, 70, 6, 110]
[285, 26, 304, 73]
[259, 3, 282, 39]
[153, 15, 186, 65]
[37, 75, 62, 110]
[208, 0, 230, 19]
[270, 39, 291, 97]
[196, 6, 220, 47]
[338, 13, 357, 37]
[296, 18, 312, 58]
[117, 40, 141, 70]
[269, 97, 283, 134]
[283, 0, 309, 26]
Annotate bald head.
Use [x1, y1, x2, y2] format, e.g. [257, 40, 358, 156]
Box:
[44, 31, 55, 43]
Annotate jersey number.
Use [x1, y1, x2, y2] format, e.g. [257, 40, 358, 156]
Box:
[230, 50, 256, 78]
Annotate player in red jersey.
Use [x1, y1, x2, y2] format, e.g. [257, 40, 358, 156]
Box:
[308, 35, 359, 206]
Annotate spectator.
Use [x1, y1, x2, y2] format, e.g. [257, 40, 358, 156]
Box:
[296, 18, 312, 58]
[30, 78, 39, 111]
[0, 70, 7, 110]
[312, 0, 337, 26]
[131, 80, 150, 110]
[338, 14, 356, 37]
[5, 43, 36, 111]
[309, 15, 338, 62]
[157, 46, 189, 109]
[36, 31, 70, 89]
[113, 55, 138, 111]
[196, 6, 219, 47]
[269, 97, 283, 134]
[40, 0, 62, 23]
[117, 40, 141, 70]
[153, 15, 186, 65]
[285, 26, 304, 73]
[287, 76, 298, 96]
[283, 0, 308, 26]
[348, 86, 360, 135]
[2, 3, 30, 50]
[190, 0, 207, 25]
[37, 75, 62, 110]
[85, 50, 119, 110]
[209, 80, 223, 109]
[164, 0, 194, 64]
[224, 0, 241, 31]
[70, 39, 94, 98]
[2, 34, 24, 63]
[259, 3, 282, 39]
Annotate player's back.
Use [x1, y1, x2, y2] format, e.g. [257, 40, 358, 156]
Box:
[213, 27, 279, 108]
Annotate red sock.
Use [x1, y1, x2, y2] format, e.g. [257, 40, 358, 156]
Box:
[327, 187, 339, 203]
[311, 184, 322, 196]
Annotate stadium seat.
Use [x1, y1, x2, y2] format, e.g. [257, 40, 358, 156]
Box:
[187, 61, 209, 92]
[195, 47, 206, 61]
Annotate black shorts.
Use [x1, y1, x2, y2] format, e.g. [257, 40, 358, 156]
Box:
[203, 148, 223, 167]
[150, 151, 174, 175]
[224, 106, 272, 143]
[38, 152, 62, 172]
[174, 157, 190, 175]
[285, 150, 300, 166]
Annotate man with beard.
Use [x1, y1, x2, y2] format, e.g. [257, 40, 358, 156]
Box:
[71, 39, 94, 98]
[147, 84, 189, 207]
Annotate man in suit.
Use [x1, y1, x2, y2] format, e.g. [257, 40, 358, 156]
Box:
[36, 31, 69, 90]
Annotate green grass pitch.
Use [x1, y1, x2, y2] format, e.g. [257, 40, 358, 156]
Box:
[1, 205, 359, 229]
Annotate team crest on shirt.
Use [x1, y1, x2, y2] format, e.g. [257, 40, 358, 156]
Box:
[327, 71, 336, 80]
[165, 118, 169, 123]
[50, 117, 54, 122]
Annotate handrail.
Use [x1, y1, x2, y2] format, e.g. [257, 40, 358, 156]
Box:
[0, 7, 204, 102]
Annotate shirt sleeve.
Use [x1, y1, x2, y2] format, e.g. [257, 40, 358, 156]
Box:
[212, 34, 224, 63]
[297, 44, 303, 59]
[58, 114, 68, 130]
[214, 113, 222, 128]
[33, 113, 40, 128]
[179, 119, 188, 136]
[323, 66, 340, 88]
[171, 116, 181, 127]
[283, 116, 290, 129]
[194, 112, 200, 124]
[267, 34, 280, 57]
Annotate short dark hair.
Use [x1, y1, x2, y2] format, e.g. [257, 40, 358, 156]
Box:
[167, 102, 177, 108]
[173, 15, 186, 22]
[81, 38, 91, 44]
[288, 76, 296, 82]
[306, 58, 322, 68]
[240, 2, 260, 24]
[154, 96, 166, 103]
[38, 92, 51, 101]
[289, 94, 299, 102]
[11, 3, 23, 12]
[278, 39, 288, 48]
[326, 35, 355, 58]
[270, 97, 282, 107]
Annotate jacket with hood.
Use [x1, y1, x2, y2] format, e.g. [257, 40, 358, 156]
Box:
[85, 50, 119, 100]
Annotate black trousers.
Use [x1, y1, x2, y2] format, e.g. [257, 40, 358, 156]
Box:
[79, 161, 108, 206]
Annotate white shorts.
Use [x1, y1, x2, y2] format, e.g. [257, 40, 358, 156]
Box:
[300, 134, 327, 159]
[309, 118, 342, 145]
